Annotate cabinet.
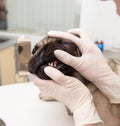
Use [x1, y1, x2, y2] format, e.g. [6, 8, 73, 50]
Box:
[0, 40, 17, 85]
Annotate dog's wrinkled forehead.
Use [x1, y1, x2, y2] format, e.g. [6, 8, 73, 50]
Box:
[32, 36, 63, 54]
[32, 36, 78, 55]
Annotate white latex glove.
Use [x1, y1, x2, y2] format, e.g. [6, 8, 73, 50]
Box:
[48, 28, 120, 103]
[33, 67, 103, 126]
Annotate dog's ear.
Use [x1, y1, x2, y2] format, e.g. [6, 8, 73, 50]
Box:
[32, 44, 38, 54]
[32, 36, 50, 54]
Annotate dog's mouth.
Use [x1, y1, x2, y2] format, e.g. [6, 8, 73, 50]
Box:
[28, 36, 81, 79]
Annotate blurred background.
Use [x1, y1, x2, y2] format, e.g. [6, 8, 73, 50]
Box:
[6, 0, 80, 34]
[0, 0, 118, 50]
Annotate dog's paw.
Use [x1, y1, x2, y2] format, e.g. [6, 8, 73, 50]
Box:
[39, 93, 56, 101]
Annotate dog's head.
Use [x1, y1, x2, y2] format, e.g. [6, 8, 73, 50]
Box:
[28, 36, 81, 79]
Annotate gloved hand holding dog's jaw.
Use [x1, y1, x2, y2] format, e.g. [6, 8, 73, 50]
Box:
[29, 34, 103, 126]
[33, 67, 103, 126]
[48, 28, 120, 103]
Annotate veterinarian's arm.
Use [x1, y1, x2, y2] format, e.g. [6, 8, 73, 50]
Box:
[48, 28, 120, 103]
[33, 67, 103, 126]
[85, 124, 103, 126]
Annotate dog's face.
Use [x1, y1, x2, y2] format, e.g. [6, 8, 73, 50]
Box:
[28, 36, 81, 79]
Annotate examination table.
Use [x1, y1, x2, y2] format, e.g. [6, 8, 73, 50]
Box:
[0, 82, 74, 126]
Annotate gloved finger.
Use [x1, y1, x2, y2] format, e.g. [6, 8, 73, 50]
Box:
[33, 75, 64, 100]
[33, 75, 56, 90]
[67, 28, 87, 38]
[44, 66, 76, 86]
[54, 49, 83, 70]
[48, 31, 88, 52]
[68, 28, 95, 50]
[48, 31, 80, 44]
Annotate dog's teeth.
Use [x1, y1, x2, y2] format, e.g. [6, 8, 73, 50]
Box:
[48, 62, 53, 66]
[53, 61, 57, 67]
[48, 61, 57, 67]
[53, 63, 56, 67]
[48, 63, 51, 66]
[51, 62, 53, 67]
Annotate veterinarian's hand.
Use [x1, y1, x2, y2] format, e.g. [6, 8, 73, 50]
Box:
[33, 67, 102, 126]
[48, 28, 120, 103]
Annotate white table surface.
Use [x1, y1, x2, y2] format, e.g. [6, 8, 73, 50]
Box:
[0, 82, 74, 126]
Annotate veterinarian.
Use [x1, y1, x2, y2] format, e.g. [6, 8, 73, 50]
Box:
[33, 0, 120, 126]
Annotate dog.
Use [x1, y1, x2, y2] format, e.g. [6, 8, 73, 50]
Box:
[28, 36, 120, 126]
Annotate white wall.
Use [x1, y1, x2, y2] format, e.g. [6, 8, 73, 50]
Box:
[80, 0, 120, 50]
[6, 0, 76, 33]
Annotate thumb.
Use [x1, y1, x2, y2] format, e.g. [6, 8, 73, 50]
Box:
[44, 66, 80, 89]
[54, 50, 81, 69]
[44, 66, 72, 85]
[33, 75, 64, 100]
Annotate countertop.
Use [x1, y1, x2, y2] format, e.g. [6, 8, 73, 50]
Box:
[103, 50, 120, 60]
[0, 38, 16, 50]
[0, 31, 44, 50]
[0, 82, 74, 126]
